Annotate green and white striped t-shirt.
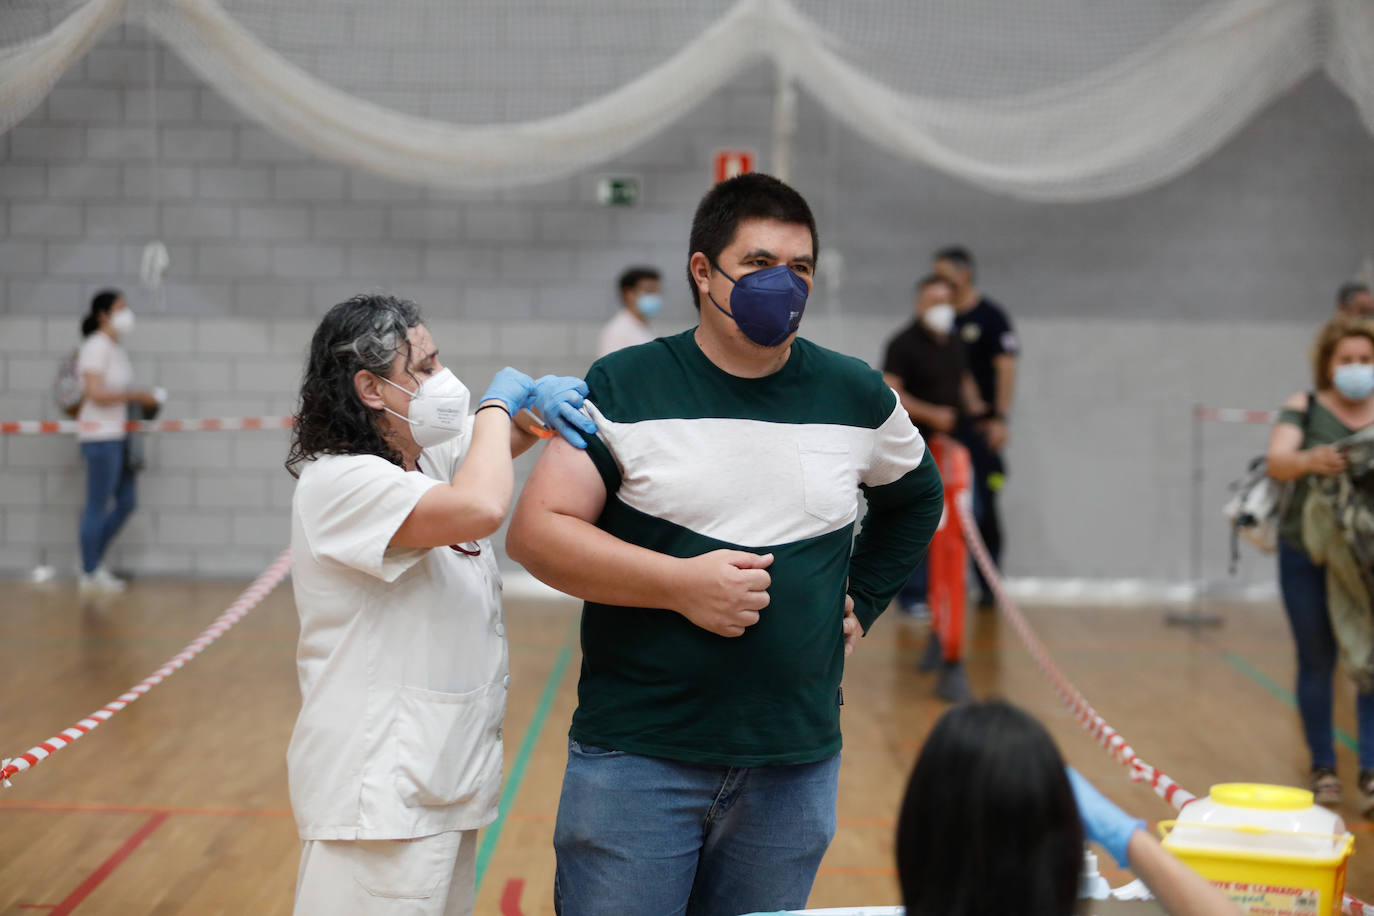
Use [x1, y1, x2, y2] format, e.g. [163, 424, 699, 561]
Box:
[574, 329, 944, 766]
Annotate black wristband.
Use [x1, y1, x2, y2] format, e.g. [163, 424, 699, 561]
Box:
[476, 402, 512, 417]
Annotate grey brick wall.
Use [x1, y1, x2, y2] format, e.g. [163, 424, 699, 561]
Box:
[1, 23, 1372, 587]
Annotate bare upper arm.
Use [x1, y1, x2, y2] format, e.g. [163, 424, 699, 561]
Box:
[881, 371, 907, 396]
[1269, 392, 1310, 456]
[513, 437, 608, 528]
[1282, 391, 1310, 412]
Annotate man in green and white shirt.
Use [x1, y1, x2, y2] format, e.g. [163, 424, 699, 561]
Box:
[508, 173, 943, 916]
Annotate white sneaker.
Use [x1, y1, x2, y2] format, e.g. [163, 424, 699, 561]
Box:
[93, 566, 127, 592]
[78, 567, 126, 594]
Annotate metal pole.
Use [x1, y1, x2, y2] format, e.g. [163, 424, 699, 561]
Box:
[1167, 403, 1222, 628]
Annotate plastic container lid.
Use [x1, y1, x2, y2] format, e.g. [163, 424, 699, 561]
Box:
[1210, 783, 1314, 811]
[1166, 783, 1347, 858]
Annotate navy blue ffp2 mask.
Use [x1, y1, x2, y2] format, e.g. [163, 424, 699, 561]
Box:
[707, 260, 809, 347]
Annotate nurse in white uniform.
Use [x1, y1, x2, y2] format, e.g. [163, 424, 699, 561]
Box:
[284, 293, 595, 916]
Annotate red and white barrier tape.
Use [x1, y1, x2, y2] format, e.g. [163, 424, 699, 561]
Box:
[955, 496, 1196, 809]
[0, 549, 292, 787]
[1194, 407, 1279, 424]
[953, 500, 1371, 915]
[1, 416, 295, 436]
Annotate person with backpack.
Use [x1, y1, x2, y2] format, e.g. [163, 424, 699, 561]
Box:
[1267, 312, 1374, 810]
[75, 289, 162, 594]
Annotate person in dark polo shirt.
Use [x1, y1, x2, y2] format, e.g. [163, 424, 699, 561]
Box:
[883, 274, 985, 700]
[883, 274, 983, 443]
[934, 245, 1019, 608]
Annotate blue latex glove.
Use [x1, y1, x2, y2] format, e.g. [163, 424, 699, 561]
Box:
[480, 367, 536, 418]
[1066, 766, 1145, 868]
[530, 375, 598, 449]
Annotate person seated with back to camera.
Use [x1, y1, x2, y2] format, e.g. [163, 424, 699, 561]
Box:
[896, 700, 1242, 916]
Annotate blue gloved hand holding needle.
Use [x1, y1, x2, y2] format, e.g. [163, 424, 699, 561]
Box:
[530, 375, 597, 449]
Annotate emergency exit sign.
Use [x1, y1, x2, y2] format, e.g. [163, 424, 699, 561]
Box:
[596, 175, 640, 207]
[714, 150, 754, 183]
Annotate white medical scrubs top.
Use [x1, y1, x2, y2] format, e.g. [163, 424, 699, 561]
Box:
[286, 425, 509, 841]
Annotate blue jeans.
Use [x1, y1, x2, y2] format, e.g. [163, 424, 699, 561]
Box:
[80, 440, 136, 574]
[1278, 540, 1374, 771]
[553, 740, 839, 916]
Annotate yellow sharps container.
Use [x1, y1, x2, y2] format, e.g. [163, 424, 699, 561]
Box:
[1160, 783, 1354, 916]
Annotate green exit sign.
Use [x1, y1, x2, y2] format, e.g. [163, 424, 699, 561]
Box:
[597, 175, 640, 207]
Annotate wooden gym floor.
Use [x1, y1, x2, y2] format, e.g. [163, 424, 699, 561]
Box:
[1, 579, 1371, 915]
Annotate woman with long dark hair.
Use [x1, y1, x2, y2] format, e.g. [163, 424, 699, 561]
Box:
[285, 293, 594, 916]
[897, 701, 1240, 916]
[75, 289, 162, 594]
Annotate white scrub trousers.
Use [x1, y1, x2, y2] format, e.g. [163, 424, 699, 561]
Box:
[293, 829, 477, 916]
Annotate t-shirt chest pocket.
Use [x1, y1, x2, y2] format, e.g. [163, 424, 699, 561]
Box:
[796, 441, 855, 524]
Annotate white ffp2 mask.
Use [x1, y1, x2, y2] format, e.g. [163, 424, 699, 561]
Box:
[377, 367, 470, 448]
[921, 303, 956, 336]
[111, 308, 135, 336]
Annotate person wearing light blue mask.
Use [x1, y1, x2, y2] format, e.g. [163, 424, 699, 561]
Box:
[1267, 313, 1374, 815]
[596, 265, 662, 357]
[509, 173, 944, 916]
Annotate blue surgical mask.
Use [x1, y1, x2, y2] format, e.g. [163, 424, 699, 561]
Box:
[1334, 363, 1374, 401]
[707, 260, 809, 347]
[635, 293, 662, 319]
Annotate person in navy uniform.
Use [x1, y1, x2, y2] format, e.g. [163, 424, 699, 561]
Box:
[933, 245, 1018, 608]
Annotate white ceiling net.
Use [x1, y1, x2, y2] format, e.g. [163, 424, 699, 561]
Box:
[2, 0, 1371, 201]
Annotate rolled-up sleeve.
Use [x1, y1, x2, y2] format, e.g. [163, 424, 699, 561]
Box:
[296, 455, 443, 582]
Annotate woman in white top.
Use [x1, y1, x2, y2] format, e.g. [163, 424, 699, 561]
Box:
[284, 293, 595, 916]
[76, 290, 161, 594]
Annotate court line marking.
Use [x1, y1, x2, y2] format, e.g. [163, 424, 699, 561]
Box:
[0, 630, 570, 648]
[500, 878, 526, 916]
[474, 637, 574, 891]
[1222, 651, 1359, 753]
[47, 812, 169, 916]
[0, 799, 291, 818]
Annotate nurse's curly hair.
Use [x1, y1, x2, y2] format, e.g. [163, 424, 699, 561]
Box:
[286, 293, 423, 478]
